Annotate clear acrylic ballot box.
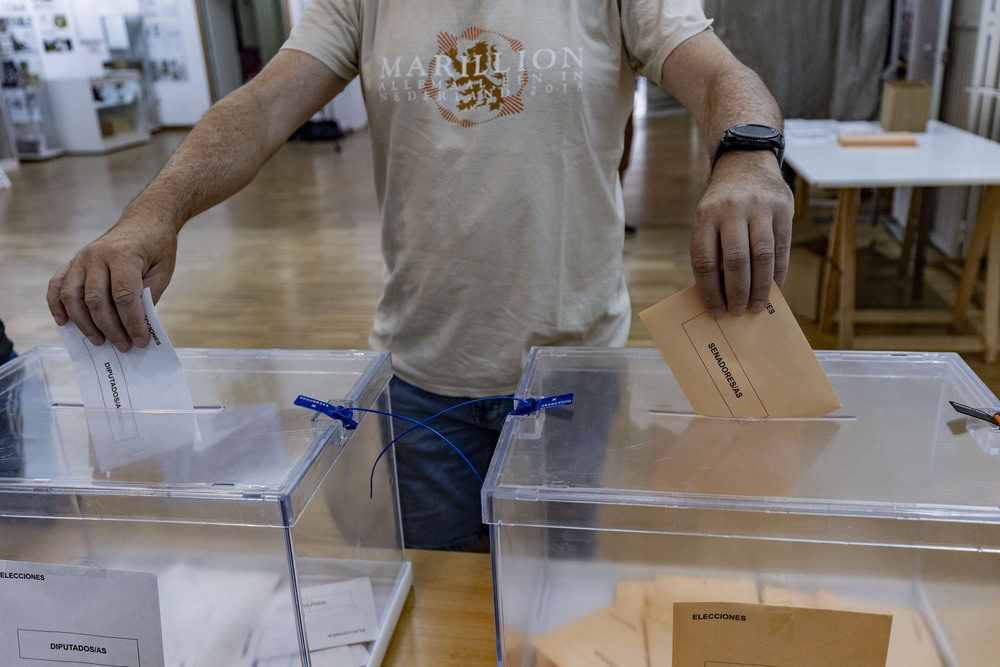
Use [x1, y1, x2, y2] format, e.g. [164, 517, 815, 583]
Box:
[0, 347, 410, 667]
[483, 347, 1000, 666]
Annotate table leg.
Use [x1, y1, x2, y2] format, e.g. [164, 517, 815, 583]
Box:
[983, 186, 1000, 362]
[793, 175, 810, 226]
[953, 186, 997, 337]
[898, 187, 923, 277]
[912, 188, 937, 301]
[837, 189, 860, 350]
[819, 193, 845, 332]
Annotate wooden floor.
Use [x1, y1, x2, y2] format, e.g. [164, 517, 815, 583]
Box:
[2, 113, 999, 396]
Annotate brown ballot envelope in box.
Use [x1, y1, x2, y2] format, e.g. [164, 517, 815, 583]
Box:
[532, 605, 647, 667]
[639, 282, 842, 418]
[672, 601, 892, 667]
[645, 576, 760, 666]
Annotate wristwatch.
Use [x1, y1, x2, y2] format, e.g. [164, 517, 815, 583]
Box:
[711, 124, 785, 170]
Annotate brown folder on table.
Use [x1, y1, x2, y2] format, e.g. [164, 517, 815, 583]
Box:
[837, 131, 917, 147]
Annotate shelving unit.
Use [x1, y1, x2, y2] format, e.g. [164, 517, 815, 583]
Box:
[0, 83, 18, 172]
[2, 82, 63, 160]
[1, 49, 63, 161]
[47, 70, 150, 154]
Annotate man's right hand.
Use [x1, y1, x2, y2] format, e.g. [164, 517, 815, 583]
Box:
[47, 216, 178, 353]
[45, 51, 350, 354]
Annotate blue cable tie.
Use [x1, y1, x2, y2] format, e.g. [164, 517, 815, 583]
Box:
[509, 398, 537, 416]
[294, 395, 358, 430]
[510, 393, 574, 416]
[296, 392, 575, 499]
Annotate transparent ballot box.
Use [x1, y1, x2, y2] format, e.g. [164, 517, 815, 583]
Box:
[0, 347, 410, 667]
[483, 348, 1000, 666]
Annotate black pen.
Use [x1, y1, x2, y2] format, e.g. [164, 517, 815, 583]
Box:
[949, 401, 1000, 427]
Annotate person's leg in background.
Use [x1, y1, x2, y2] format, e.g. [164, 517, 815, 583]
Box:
[0, 320, 14, 365]
[0, 319, 22, 478]
[388, 376, 512, 551]
[538, 367, 620, 560]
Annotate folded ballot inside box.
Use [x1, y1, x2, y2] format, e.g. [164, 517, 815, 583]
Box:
[0, 346, 411, 666]
[530, 574, 907, 667]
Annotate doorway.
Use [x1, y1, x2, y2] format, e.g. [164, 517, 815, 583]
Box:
[198, 0, 285, 102]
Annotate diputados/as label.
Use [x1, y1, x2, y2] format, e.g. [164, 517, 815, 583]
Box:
[0, 560, 164, 667]
[49, 642, 109, 655]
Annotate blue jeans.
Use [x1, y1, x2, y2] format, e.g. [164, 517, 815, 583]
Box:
[388, 376, 512, 550]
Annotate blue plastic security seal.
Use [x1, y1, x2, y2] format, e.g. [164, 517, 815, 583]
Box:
[294, 395, 359, 430]
[509, 393, 574, 416]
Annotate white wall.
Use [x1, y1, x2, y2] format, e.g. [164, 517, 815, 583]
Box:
[38, 0, 115, 78]
[143, 0, 212, 125]
[3, 0, 212, 126]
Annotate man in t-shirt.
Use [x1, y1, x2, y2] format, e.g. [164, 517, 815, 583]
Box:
[47, 1, 793, 550]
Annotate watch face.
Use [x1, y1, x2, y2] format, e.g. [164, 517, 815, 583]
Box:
[731, 124, 780, 140]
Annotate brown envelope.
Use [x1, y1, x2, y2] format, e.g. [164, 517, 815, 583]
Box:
[639, 282, 842, 418]
[762, 585, 943, 666]
[813, 590, 943, 667]
[672, 601, 892, 666]
[645, 574, 761, 666]
[532, 606, 648, 667]
[613, 579, 652, 630]
[648, 413, 839, 497]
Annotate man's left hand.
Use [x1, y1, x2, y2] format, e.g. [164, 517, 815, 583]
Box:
[689, 150, 793, 318]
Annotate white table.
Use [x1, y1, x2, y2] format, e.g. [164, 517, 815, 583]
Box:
[784, 119, 1000, 361]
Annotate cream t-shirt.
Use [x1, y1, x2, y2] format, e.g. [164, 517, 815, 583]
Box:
[283, 0, 711, 396]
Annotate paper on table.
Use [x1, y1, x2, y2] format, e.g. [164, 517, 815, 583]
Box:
[302, 577, 379, 651]
[309, 644, 370, 667]
[247, 576, 373, 666]
[639, 282, 842, 418]
[57, 287, 196, 469]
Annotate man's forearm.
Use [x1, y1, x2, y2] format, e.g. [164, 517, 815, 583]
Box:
[660, 29, 794, 316]
[46, 49, 348, 351]
[699, 62, 783, 156]
[661, 31, 783, 156]
[119, 49, 348, 235]
[121, 87, 284, 234]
